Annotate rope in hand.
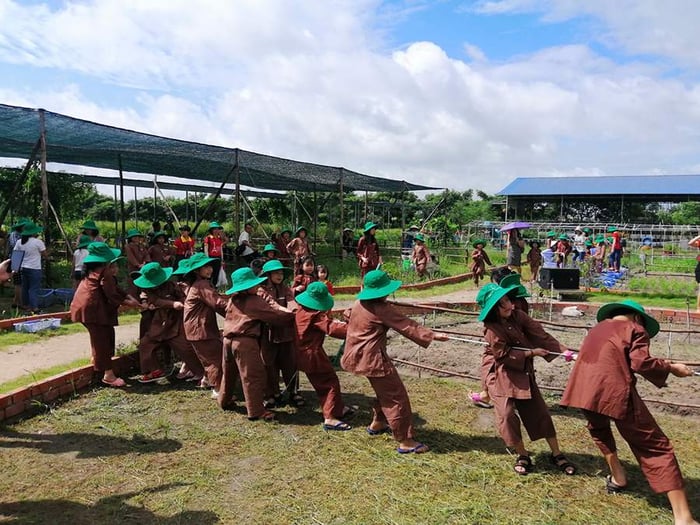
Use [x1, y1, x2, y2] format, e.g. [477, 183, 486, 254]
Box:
[439, 333, 578, 362]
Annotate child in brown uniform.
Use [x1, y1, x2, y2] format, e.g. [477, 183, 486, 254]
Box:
[148, 231, 174, 268]
[478, 282, 576, 476]
[219, 267, 295, 419]
[182, 252, 228, 398]
[134, 262, 205, 384]
[295, 281, 353, 431]
[292, 255, 316, 296]
[526, 240, 542, 283]
[470, 239, 492, 286]
[125, 229, 150, 295]
[356, 221, 381, 281]
[561, 300, 697, 525]
[286, 226, 311, 275]
[259, 259, 303, 408]
[70, 242, 140, 387]
[411, 233, 431, 278]
[342, 270, 448, 454]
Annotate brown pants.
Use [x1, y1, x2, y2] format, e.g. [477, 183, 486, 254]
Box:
[223, 336, 267, 418]
[491, 381, 556, 446]
[583, 391, 684, 493]
[140, 332, 204, 377]
[189, 338, 223, 390]
[218, 337, 241, 410]
[306, 370, 345, 419]
[83, 323, 115, 372]
[261, 341, 298, 399]
[367, 367, 414, 442]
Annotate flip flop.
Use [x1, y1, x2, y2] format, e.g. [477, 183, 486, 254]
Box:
[101, 377, 126, 388]
[322, 421, 352, 431]
[469, 392, 493, 409]
[366, 426, 392, 436]
[397, 443, 429, 454]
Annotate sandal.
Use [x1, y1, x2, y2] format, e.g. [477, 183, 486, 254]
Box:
[397, 442, 429, 454]
[323, 421, 352, 431]
[514, 455, 533, 475]
[550, 453, 577, 475]
[469, 392, 493, 409]
[366, 425, 392, 436]
[289, 394, 305, 407]
[101, 377, 126, 388]
[605, 475, 626, 494]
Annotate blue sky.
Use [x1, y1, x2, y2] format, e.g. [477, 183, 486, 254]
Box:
[2, 0, 700, 195]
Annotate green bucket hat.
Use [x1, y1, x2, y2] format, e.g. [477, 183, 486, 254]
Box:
[77, 235, 92, 249]
[208, 221, 223, 231]
[126, 228, 144, 239]
[472, 238, 488, 248]
[172, 257, 192, 276]
[558, 234, 569, 240]
[582, 227, 592, 234]
[294, 226, 308, 236]
[261, 259, 292, 277]
[83, 242, 122, 264]
[357, 270, 402, 300]
[296, 281, 334, 311]
[81, 219, 99, 231]
[21, 222, 43, 236]
[133, 262, 173, 289]
[185, 252, 218, 273]
[585, 240, 593, 247]
[546, 230, 557, 238]
[262, 243, 279, 254]
[151, 230, 167, 240]
[594, 234, 605, 243]
[477, 283, 520, 322]
[11, 217, 30, 230]
[607, 225, 618, 233]
[363, 221, 378, 233]
[226, 267, 267, 294]
[280, 227, 292, 236]
[499, 273, 530, 298]
[596, 299, 659, 338]
[414, 233, 425, 242]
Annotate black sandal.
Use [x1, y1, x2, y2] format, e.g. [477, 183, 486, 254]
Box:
[550, 453, 577, 475]
[514, 455, 533, 475]
[605, 475, 626, 494]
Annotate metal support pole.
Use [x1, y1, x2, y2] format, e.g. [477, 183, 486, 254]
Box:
[339, 170, 345, 256]
[234, 150, 241, 237]
[113, 185, 119, 243]
[134, 186, 138, 227]
[118, 154, 126, 248]
[39, 109, 51, 286]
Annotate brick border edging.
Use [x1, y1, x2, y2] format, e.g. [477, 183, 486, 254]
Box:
[0, 352, 138, 422]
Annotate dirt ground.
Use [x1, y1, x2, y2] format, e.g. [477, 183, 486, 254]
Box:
[3, 286, 699, 417]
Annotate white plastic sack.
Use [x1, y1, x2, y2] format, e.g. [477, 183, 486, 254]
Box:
[216, 266, 229, 288]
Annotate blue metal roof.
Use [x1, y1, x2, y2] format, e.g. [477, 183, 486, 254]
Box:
[498, 175, 700, 197]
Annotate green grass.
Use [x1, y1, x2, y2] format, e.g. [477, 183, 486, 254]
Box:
[0, 375, 698, 524]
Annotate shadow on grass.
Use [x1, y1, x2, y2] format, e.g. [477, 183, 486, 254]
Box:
[0, 483, 219, 524]
[0, 429, 181, 458]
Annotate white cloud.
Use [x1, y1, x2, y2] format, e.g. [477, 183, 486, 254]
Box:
[2, 1, 700, 195]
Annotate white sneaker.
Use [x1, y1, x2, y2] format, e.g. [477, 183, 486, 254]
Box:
[211, 389, 219, 399]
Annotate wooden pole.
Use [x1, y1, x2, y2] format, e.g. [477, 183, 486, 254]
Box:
[339, 169, 344, 256]
[47, 200, 73, 261]
[118, 154, 126, 248]
[0, 140, 41, 227]
[234, 150, 241, 237]
[39, 109, 51, 286]
[185, 190, 190, 223]
[113, 185, 119, 243]
[134, 186, 138, 227]
[313, 187, 318, 254]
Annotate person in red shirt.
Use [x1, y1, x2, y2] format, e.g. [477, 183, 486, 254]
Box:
[608, 226, 623, 271]
[204, 221, 225, 284]
[173, 225, 195, 262]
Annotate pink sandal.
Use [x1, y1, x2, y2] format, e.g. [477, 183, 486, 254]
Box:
[470, 392, 493, 409]
[101, 377, 126, 388]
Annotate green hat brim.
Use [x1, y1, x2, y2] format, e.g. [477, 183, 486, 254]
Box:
[294, 226, 308, 236]
[478, 284, 519, 322]
[126, 231, 144, 239]
[77, 241, 91, 249]
[499, 274, 521, 289]
[225, 275, 267, 295]
[363, 222, 378, 233]
[208, 222, 223, 231]
[262, 244, 280, 254]
[83, 248, 122, 264]
[261, 260, 292, 277]
[187, 255, 218, 273]
[472, 238, 488, 248]
[134, 267, 174, 289]
[357, 278, 402, 300]
[81, 221, 99, 231]
[22, 226, 43, 236]
[596, 300, 659, 338]
[296, 291, 334, 311]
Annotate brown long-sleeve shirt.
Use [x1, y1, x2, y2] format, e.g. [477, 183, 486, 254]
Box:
[295, 307, 347, 373]
[125, 242, 150, 272]
[341, 299, 434, 377]
[145, 281, 185, 341]
[148, 244, 174, 267]
[261, 281, 296, 343]
[183, 277, 228, 341]
[561, 319, 671, 419]
[356, 236, 380, 270]
[70, 270, 127, 326]
[222, 292, 294, 339]
[483, 309, 567, 399]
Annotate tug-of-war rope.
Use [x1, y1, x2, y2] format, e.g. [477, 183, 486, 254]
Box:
[386, 301, 700, 411]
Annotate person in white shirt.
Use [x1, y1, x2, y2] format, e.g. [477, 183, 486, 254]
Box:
[14, 222, 47, 313]
[572, 227, 586, 264]
[237, 223, 260, 263]
[73, 235, 91, 288]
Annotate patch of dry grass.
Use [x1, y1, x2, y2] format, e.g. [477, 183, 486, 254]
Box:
[0, 374, 698, 524]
